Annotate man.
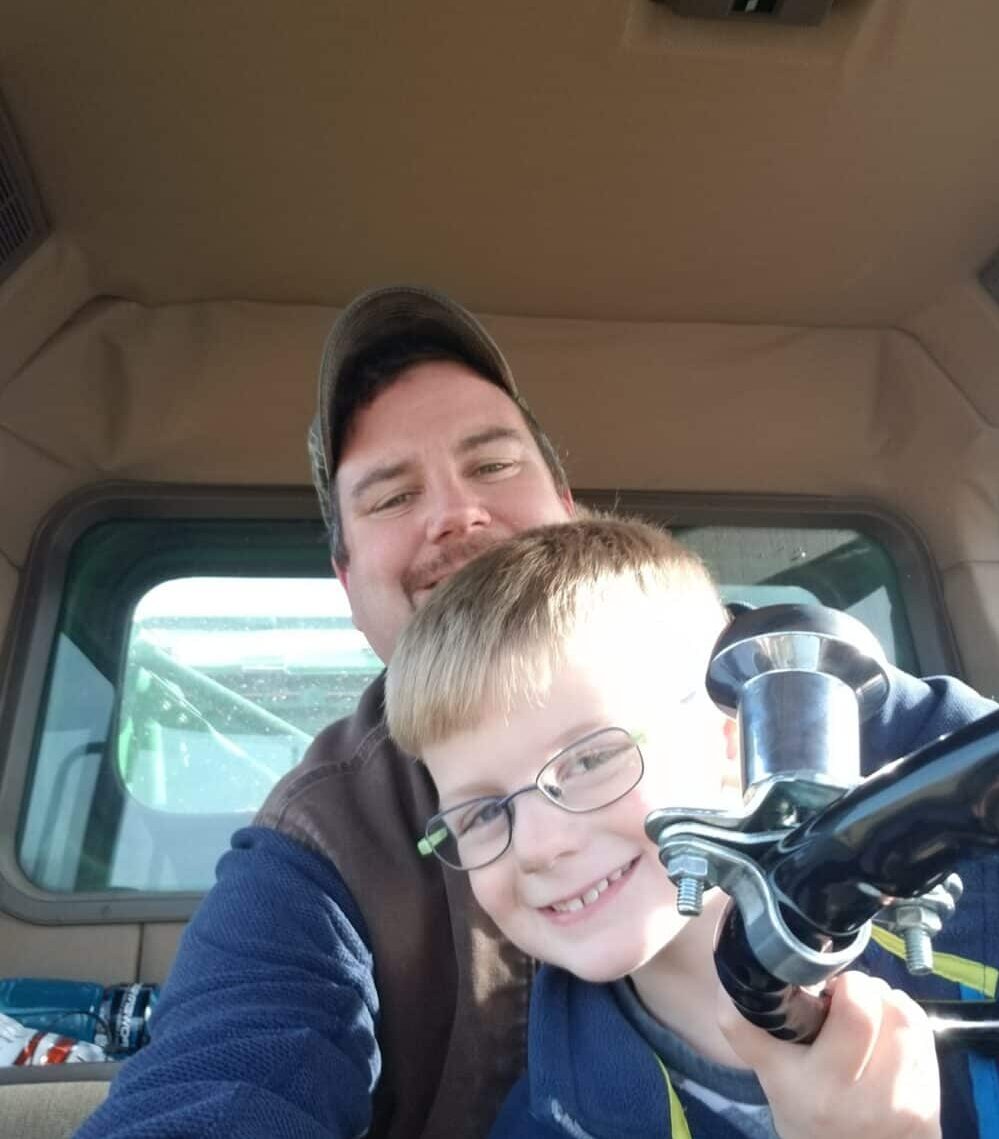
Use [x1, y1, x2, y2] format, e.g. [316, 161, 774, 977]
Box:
[76, 286, 991, 1139]
[77, 285, 576, 1139]
[257, 286, 575, 1135]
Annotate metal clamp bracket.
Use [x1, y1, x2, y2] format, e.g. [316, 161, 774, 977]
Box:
[656, 822, 871, 986]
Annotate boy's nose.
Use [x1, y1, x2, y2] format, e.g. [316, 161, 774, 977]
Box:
[424, 479, 491, 544]
[510, 793, 582, 874]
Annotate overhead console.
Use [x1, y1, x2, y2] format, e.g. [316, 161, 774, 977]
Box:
[656, 0, 834, 26]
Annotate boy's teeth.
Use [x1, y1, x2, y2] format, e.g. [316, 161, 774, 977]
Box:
[551, 866, 628, 913]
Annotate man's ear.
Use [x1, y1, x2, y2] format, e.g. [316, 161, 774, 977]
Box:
[332, 557, 350, 597]
[561, 486, 576, 517]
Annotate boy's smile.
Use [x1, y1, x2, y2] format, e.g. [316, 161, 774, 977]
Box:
[422, 635, 734, 985]
[541, 855, 640, 921]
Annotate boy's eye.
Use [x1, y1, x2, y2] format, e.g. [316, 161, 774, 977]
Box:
[565, 750, 610, 777]
[557, 741, 630, 783]
[456, 799, 506, 835]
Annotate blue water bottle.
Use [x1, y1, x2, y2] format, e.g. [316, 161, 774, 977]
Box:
[0, 978, 158, 1055]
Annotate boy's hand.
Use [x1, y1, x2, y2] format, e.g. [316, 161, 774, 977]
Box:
[717, 970, 941, 1139]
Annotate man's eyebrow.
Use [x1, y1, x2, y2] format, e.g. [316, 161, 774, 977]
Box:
[348, 460, 412, 503]
[455, 426, 524, 455]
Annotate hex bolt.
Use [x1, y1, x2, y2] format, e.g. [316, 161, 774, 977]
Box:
[888, 902, 943, 977]
[665, 852, 712, 918]
[902, 927, 934, 976]
[675, 876, 705, 916]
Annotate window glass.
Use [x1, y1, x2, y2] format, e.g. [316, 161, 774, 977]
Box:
[13, 512, 920, 897]
[121, 577, 379, 814]
[674, 525, 918, 672]
[16, 517, 382, 893]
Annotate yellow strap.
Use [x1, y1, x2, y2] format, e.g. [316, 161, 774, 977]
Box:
[653, 1052, 693, 1139]
[870, 927, 998, 998]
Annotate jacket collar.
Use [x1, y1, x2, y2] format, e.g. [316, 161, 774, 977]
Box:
[526, 965, 675, 1139]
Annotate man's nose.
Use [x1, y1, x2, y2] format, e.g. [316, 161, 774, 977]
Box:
[424, 477, 492, 543]
[509, 793, 582, 874]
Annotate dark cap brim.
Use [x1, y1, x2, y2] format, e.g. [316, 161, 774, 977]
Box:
[318, 285, 518, 476]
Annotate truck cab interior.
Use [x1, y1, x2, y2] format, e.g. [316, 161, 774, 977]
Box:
[1, 1, 998, 1134]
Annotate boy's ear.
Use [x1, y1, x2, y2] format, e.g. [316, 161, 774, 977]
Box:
[719, 716, 742, 800]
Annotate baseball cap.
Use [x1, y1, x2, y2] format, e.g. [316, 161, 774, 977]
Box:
[317, 284, 521, 479]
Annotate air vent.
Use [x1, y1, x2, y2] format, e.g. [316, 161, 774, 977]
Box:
[656, 0, 834, 25]
[0, 98, 47, 284]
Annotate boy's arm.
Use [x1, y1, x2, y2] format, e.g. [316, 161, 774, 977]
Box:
[718, 971, 941, 1139]
[73, 826, 380, 1139]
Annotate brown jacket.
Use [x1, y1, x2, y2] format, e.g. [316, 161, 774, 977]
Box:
[255, 674, 531, 1139]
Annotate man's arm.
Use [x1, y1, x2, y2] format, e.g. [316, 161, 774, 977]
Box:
[74, 826, 380, 1139]
[862, 665, 996, 773]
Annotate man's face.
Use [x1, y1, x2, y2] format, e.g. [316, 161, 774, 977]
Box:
[334, 360, 574, 661]
[421, 644, 735, 985]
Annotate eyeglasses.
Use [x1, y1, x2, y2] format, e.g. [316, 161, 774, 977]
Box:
[417, 727, 645, 871]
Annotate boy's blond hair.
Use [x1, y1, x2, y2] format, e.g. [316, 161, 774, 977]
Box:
[386, 515, 726, 756]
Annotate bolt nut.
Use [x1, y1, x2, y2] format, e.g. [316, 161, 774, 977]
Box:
[665, 852, 711, 887]
[665, 851, 713, 918]
[891, 905, 943, 938]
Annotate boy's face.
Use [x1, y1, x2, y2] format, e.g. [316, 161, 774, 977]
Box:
[421, 636, 736, 984]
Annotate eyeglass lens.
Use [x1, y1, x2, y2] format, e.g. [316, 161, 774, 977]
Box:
[427, 727, 643, 870]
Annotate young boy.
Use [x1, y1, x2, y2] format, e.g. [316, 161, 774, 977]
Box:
[386, 516, 994, 1139]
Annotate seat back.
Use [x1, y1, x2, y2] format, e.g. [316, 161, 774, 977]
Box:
[0, 1064, 113, 1139]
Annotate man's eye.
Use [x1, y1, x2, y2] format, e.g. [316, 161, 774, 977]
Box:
[370, 491, 415, 513]
[473, 460, 518, 478]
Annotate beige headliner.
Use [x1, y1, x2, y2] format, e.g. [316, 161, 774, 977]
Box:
[0, 1, 999, 696]
[2, 0, 999, 323]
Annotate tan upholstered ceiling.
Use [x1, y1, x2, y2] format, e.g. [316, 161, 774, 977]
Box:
[1, 0, 998, 325]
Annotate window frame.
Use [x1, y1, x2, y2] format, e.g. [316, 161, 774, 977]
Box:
[582, 489, 961, 678]
[0, 482, 961, 924]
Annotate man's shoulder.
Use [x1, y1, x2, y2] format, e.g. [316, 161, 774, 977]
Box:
[253, 670, 435, 860]
[864, 666, 996, 772]
[278, 670, 392, 776]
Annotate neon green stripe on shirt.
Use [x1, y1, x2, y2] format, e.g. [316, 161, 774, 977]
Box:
[653, 1052, 693, 1139]
[871, 926, 998, 998]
